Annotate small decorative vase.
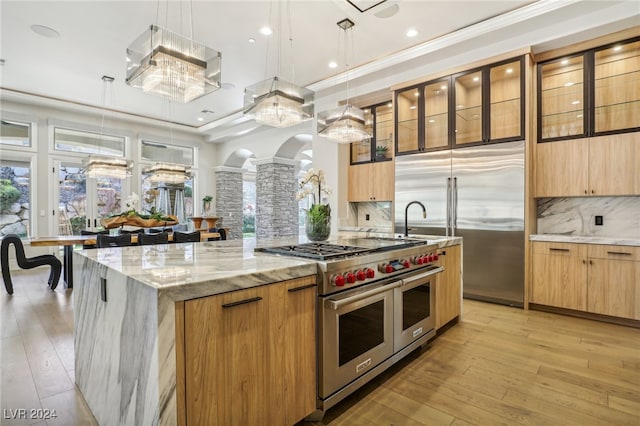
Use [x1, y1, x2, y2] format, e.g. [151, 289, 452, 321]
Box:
[203, 201, 211, 216]
[305, 211, 331, 242]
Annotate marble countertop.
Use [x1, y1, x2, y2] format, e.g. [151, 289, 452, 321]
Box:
[529, 234, 640, 247]
[74, 234, 463, 301]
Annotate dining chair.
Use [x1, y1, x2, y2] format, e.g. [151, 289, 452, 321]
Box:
[97, 234, 135, 248]
[207, 228, 227, 241]
[138, 232, 170, 246]
[80, 229, 108, 249]
[173, 231, 201, 243]
[1, 234, 62, 294]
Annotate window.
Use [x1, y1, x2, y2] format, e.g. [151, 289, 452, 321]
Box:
[0, 120, 31, 147]
[243, 179, 256, 237]
[0, 159, 32, 237]
[54, 127, 126, 156]
[141, 140, 194, 166]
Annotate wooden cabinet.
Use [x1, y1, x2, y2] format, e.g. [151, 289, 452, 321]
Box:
[351, 102, 394, 164]
[531, 242, 587, 311]
[348, 161, 394, 202]
[531, 242, 640, 320]
[395, 56, 524, 155]
[436, 244, 461, 329]
[535, 132, 640, 197]
[181, 276, 316, 425]
[538, 37, 640, 142]
[587, 245, 640, 320]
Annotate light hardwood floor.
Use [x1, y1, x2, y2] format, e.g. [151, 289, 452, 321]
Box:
[2, 268, 639, 425]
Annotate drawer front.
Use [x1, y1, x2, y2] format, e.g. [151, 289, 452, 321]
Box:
[532, 241, 586, 257]
[588, 244, 639, 261]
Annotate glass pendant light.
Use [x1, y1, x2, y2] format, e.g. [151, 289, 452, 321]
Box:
[243, 0, 314, 128]
[84, 76, 133, 179]
[317, 18, 371, 144]
[125, 3, 221, 103]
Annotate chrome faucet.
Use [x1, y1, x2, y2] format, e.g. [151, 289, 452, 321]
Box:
[404, 201, 427, 237]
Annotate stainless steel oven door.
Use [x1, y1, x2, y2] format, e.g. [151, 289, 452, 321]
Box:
[394, 266, 443, 352]
[319, 279, 402, 399]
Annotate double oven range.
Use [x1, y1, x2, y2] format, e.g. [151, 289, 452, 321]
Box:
[256, 237, 443, 415]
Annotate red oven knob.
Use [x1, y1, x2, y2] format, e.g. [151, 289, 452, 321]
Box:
[414, 256, 424, 265]
[427, 254, 434, 262]
[365, 268, 375, 279]
[402, 259, 411, 269]
[385, 264, 395, 273]
[333, 275, 345, 287]
[433, 253, 439, 261]
[356, 270, 366, 281]
[345, 272, 356, 284]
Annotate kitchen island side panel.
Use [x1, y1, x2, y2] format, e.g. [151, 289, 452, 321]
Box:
[73, 254, 176, 426]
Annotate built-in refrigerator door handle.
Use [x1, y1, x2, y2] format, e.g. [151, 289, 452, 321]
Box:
[446, 177, 452, 237]
[452, 177, 458, 236]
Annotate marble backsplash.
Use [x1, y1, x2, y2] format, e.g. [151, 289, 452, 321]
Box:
[537, 197, 640, 239]
[343, 202, 393, 232]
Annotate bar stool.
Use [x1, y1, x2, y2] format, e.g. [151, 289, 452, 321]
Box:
[97, 234, 135, 248]
[173, 231, 201, 243]
[138, 232, 170, 246]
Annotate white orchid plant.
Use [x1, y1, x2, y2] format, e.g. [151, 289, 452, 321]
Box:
[124, 192, 140, 213]
[297, 168, 332, 223]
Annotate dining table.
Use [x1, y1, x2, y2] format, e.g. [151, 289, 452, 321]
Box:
[29, 230, 221, 289]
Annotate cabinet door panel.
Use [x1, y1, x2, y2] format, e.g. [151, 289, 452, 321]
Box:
[490, 60, 522, 141]
[348, 164, 372, 202]
[372, 161, 394, 201]
[535, 139, 589, 197]
[424, 79, 450, 150]
[454, 70, 483, 146]
[589, 133, 639, 196]
[531, 243, 587, 310]
[396, 87, 421, 154]
[587, 259, 638, 319]
[436, 245, 461, 329]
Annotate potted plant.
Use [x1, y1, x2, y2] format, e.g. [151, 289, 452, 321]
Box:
[202, 195, 213, 216]
[375, 145, 389, 160]
[297, 169, 332, 241]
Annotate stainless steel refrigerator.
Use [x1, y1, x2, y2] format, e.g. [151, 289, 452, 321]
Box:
[394, 140, 525, 307]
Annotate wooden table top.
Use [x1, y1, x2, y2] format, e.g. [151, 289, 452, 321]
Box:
[30, 231, 220, 246]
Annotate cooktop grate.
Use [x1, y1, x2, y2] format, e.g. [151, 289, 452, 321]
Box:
[255, 242, 373, 260]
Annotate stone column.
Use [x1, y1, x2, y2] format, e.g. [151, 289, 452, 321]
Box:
[254, 158, 299, 239]
[214, 166, 243, 239]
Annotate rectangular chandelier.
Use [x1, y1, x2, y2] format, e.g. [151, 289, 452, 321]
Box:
[126, 25, 221, 103]
[317, 104, 371, 143]
[244, 77, 314, 128]
[143, 162, 191, 184]
[84, 156, 133, 179]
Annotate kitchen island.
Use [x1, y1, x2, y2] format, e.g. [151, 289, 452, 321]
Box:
[72, 235, 462, 425]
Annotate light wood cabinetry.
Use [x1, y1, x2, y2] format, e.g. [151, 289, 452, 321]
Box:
[531, 242, 640, 320]
[535, 132, 640, 197]
[348, 161, 394, 202]
[587, 245, 639, 320]
[436, 244, 461, 329]
[531, 242, 587, 311]
[181, 276, 316, 425]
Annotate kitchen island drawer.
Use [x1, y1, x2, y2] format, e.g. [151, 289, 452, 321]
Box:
[588, 244, 639, 261]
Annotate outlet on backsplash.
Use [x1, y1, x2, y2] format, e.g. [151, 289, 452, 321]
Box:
[595, 215, 603, 226]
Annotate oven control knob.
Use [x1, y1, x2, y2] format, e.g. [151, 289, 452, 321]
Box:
[345, 272, 356, 284]
[413, 256, 424, 265]
[365, 268, 375, 279]
[433, 253, 439, 261]
[427, 254, 434, 262]
[422, 255, 430, 263]
[333, 274, 345, 287]
[402, 259, 411, 269]
[384, 264, 395, 273]
[356, 270, 366, 281]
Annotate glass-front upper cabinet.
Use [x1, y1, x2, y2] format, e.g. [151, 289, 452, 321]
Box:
[424, 77, 450, 150]
[454, 69, 483, 146]
[539, 54, 586, 141]
[594, 39, 640, 133]
[395, 86, 421, 154]
[490, 59, 524, 141]
[538, 36, 640, 142]
[350, 102, 394, 164]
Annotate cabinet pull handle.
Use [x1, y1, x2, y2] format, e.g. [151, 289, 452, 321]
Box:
[591, 190, 594, 194]
[222, 296, 262, 308]
[288, 283, 316, 293]
[582, 259, 586, 264]
[549, 248, 570, 252]
[607, 251, 632, 256]
[589, 260, 593, 265]
[584, 190, 588, 195]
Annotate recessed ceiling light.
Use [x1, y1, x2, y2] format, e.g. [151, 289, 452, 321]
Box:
[197, 117, 204, 122]
[248, 38, 256, 43]
[561, 59, 569, 65]
[260, 26, 272, 36]
[328, 61, 337, 69]
[406, 28, 418, 38]
[613, 45, 622, 52]
[30, 24, 60, 38]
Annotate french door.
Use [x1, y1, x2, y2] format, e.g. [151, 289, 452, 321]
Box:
[53, 159, 129, 235]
